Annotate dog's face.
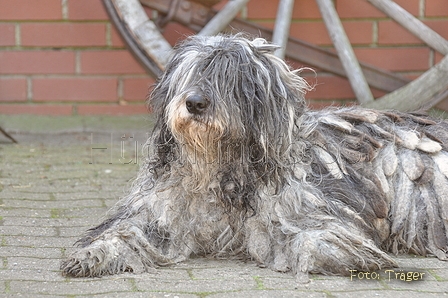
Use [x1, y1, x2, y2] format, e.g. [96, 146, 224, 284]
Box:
[150, 35, 310, 157]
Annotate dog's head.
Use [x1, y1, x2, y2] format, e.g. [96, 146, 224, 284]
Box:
[150, 34, 311, 162]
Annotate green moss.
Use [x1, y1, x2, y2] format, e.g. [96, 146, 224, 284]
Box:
[50, 209, 60, 218]
[253, 276, 265, 290]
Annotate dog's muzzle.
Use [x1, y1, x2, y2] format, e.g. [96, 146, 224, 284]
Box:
[186, 94, 209, 115]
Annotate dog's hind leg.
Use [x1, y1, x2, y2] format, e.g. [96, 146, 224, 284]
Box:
[288, 222, 398, 280]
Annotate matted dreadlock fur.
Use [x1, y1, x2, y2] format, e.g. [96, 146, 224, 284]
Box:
[61, 34, 448, 281]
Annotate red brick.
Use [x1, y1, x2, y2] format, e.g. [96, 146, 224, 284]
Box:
[213, 0, 228, 11]
[337, 0, 419, 18]
[293, 0, 321, 19]
[286, 59, 316, 72]
[371, 88, 387, 99]
[395, 0, 421, 14]
[81, 51, 146, 74]
[0, 0, 62, 20]
[289, 21, 373, 46]
[336, 0, 384, 18]
[21, 23, 107, 47]
[33, 77, 117, 102]
[123, 78, 155, 102]
[306, 75, 388, 101]
[307, 75, 355, 100]
[77, 104, 148, 115]
[0, 78, 27, 101]
[211, 0, 243, 18]
[354, 48, 430, 72]
[307, 100, 344, 110]
[384, 0, 420, 16]
[0, 24, 15, 46]
[110, 26, 126, 47]
[342, 21, 374, 45]
[143, 6, 153, 17]
[0, 51, 75, 74]
[435, 52, 444, 64]
[426, 0, 448, 17]
[162, 23, 195, 46]
[0, 104, 73, 115]
[67, 0, 108, 20]
[378, 21, 422, 45]
[425, 20, 448, 41]
[289, 22, 329, 45]
[379, 20, 448, 46]
[247, 0, 320, 19]
[247, 0, 280, 19]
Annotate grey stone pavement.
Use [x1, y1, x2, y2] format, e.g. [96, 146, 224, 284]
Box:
[1, 115, 448, 297]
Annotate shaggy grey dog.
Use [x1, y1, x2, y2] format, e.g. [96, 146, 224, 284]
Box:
[61, 34, 448, 280]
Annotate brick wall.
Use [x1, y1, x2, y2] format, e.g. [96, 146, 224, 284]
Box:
[246, 0, 448, 110]
[0, 0, 447, 115]
[0, 0, 153, 115]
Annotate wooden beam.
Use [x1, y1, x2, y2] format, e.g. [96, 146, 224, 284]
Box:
[364, 53, 448, 111]
[272, 0, 295, 58]
[316, 0, 374, 104]
[133, 0, 411, 93]
[197, 0, 249, 36]
[367, 0, 448, 55]
[229, 18, 410, 93]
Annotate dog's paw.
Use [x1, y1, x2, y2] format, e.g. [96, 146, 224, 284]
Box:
[61, 239, 142, 277]
[295, 271, 310, 284]
[61, 243, 109, 277]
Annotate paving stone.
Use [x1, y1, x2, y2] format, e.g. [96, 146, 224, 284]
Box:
[0, 269, 64, 282]
[6, 257, 61, 271]
[134, 277, 257, 293]
[332, 290, 448, 298]
[0, 247, 61, 258]
[396, 256, 448, 269]
[0, 191, 54, 200]
[209, 290, 327, 298]
[430, 269, 448, 281]
[1, 208, 51, 218]
[0, 226, 57, 237]
[58, 226, 90, 237]
[190, 261, 273, 280]
[2, 217, 95, 228]
[53, 191, 120, 200]
[2, 198, 104, 209]
[91, 292, 198, 298]
[59, 207, 108, 218]
[1, 117, 448, 297]
[8, 279, 133, 296]
[265, 276, 385, 291]
[387, 279, 448, 292]
[4, 235, 77, 248]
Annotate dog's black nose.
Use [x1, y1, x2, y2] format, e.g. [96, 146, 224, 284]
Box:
[186, 94, 208, 115]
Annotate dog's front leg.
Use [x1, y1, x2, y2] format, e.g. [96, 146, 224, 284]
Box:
[61, 189, 184, 277]
[60, 212, 180, 277]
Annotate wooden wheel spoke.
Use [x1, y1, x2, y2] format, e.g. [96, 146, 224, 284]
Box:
[198, 0, 250, 36]
[367, 0, 448, 55]
[103, 0, 448, 111]
[365, 54, 448, 111]
[316, 0, 374, 104]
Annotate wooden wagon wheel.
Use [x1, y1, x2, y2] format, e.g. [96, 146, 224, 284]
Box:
[103, 0, 448, 112]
